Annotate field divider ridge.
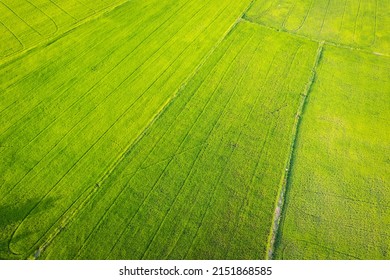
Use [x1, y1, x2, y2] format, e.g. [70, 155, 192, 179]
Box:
[240, 17, 390, 58]
[266, 41, 324, 260]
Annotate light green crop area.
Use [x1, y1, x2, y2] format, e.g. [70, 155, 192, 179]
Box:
[0, 0, 126, 57]
[0, 0, 254, 259]
[39, 21, 317, 260]
[0, 0, 389, 260]
[246, 0, 390, 54]
[274, 47, 390, 259]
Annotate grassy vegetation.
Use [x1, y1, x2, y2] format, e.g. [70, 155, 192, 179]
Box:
[38, 21, 317, 260]
[246, 0, 390, 54]
[0, 0, 389, 260]
[0, 0, 126, 58]
[274, 46, 390, 259]
[0, 0, 254, 259]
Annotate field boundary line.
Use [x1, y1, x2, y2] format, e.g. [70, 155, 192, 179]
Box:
[0, 0, 130, 66]
[241, 17, 390, 57]
[266, 41, 324, 260]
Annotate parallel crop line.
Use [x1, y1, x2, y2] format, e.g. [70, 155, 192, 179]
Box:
[0, 24, 134, 155]
[222, 43, 282, 259]
[0, 26, 114, 98]
[320, 0, 332, 34]
[353, 0, 362, 44]
[95, 0, 235, 191]
[0, 0, 152, 92]
[370, 0, 378, 47]
[338, 0, 348, 39]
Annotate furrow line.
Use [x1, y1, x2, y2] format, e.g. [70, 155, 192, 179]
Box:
[320, 0, 332, 34]
[353, 0, 362, 44]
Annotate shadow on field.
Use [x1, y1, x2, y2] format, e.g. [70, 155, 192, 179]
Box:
[0, 197, 57, 258]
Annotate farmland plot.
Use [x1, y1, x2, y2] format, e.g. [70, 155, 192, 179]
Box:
[38, 21, 319, 260]
[0, 0, 127, 58]
[274, 46, 390, 259]
[245, 0, 390, 54]
[0, 0, 254, 259]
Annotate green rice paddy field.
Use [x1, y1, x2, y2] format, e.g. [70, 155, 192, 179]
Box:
[0, 0, 389, 260]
